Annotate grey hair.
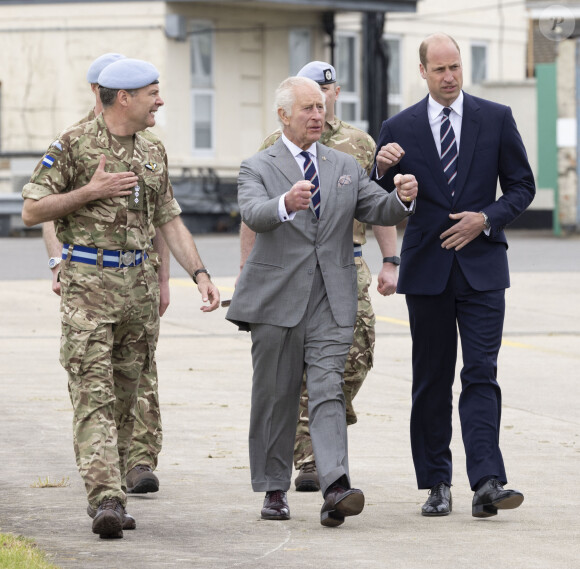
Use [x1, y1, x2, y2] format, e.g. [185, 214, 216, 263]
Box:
[274, 76, 324, 127]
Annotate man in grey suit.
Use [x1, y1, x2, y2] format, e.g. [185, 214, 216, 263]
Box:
[226, 76, 417, 527]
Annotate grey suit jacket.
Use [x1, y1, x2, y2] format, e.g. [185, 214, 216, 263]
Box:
[226, 138, 412, 329]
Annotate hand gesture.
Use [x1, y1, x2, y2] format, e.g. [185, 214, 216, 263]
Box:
[86, 155, 138, 200]
[440, 211, 487, 251]
[196, 275, 220, 312]
[376, 143, 405, 178]
[284, 181, 313, 213]
[394, 173, 418, 204]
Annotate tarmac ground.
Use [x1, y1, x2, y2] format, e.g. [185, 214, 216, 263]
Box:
[0, 230, 579, 569]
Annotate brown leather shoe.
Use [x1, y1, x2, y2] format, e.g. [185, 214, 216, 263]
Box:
[126, 464, 159, 494]
[87, 504, 136, 530]
[91, 498, 124, 539]
[261, 490, 290, 520]
[320, 485, 365, 527]
[295, 462, 320, 492]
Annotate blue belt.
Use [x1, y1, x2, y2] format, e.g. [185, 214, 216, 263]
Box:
[353, 244, 362, 258]
[62, 244, 147, 268]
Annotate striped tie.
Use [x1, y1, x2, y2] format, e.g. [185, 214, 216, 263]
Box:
[300, 151, 320, 218]
[440, 107, 458, 195]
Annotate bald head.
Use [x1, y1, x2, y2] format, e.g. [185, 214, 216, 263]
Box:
[419, 33, 461, 68]
[419, 33, 463, 107]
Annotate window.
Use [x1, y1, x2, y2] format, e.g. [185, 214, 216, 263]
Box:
[190, 21, 214, 154]
[385, 36, 402, 117]
[471, 43, 488, 84]
[289, 28, 311, 75]
[336, 32, 362, 126]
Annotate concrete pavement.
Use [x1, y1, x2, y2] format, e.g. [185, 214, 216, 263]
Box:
[0, 231, 579, 569]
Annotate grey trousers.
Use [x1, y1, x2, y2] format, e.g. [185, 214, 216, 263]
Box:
[248, 266, 354, 495]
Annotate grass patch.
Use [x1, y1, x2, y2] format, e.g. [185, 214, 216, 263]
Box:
[30, 477, 70, 489]
[0, 533, 61, 569]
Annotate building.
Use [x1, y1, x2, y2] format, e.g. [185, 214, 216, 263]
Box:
[1, 0, 558, 232]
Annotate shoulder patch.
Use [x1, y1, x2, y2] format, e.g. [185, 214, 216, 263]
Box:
[42, 155, 55, 168]
[51, 140, 63, 151]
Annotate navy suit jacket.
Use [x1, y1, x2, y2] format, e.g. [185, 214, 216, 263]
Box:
[375, 92, 535, 295]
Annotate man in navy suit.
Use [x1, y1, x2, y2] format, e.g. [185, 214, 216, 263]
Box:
[374, 33, 535, 517]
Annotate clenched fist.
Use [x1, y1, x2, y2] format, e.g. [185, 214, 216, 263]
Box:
[284, 180, 313, 213]
[376, 142, 405, 178]
[394, 173, 418, 204]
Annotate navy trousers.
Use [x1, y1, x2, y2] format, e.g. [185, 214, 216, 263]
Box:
[406, 260, 507, 490]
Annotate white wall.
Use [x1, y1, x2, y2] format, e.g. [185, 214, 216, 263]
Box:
[0, 2, 167, 151]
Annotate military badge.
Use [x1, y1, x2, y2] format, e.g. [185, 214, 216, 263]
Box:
[324, 69, 333, 82]
[145, 162, 157, 171]
[51, 140, 63, 151]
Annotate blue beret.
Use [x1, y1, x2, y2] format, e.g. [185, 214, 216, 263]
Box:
[297, 61, 336, 85]
[98, 58, 160, 90]
[86, 53, 125, 83]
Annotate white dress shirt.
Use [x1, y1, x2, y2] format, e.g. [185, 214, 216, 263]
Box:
[427, 90, 463, 157]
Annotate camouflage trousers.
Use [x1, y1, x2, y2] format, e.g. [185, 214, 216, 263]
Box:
[126, 359, 163, 471]
[60, 259, 160, 509]
[294, 256, 375, 469]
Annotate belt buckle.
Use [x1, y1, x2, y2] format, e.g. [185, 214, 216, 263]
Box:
[120, 251, 135, 267]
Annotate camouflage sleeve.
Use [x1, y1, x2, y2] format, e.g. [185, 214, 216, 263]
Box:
[360, 134, 377, 177]
[151, 162, 182, 227]
[258, 130, 282, 151]
[22, 138, 74, 200]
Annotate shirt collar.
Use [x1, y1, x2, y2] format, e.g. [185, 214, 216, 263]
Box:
[428, 90, 464, 121]
[281, 133, 318, 159]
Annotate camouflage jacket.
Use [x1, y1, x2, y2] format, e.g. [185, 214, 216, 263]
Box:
[260, 117, 377, 245]
[23, 113, 181, 251]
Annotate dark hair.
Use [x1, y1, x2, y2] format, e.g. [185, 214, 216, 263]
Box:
[419, 33, 461, 68]
[98, 86, 139, 108]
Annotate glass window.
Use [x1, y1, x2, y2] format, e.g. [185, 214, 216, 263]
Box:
[471, 43, 488, 84]
[337, 34, 356, 92]
[385, 36, 402, 117]
[289, 28, 311, 75]
[192, 92, 213, 150]
[336, 32, 361, 125]
[189, 20, 214, 154]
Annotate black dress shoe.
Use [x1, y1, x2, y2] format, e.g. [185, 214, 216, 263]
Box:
[261, 490, 290, 520]
[320, 484, 365, 527]
[421, 482, 452, 516]
[472, 479, 524, 518]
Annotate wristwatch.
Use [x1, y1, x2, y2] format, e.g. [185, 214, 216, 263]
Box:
[192, 268, 210, 284]
[479, 211, 490, 230]
[382, 256, 401, 266]
[48, 257, 62, 270]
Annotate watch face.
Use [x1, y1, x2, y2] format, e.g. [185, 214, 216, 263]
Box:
[49, 257, 61, 269]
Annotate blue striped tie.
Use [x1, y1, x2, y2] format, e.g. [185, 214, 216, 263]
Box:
[300, 151, 320, 218]
[440, 107, 458, 195]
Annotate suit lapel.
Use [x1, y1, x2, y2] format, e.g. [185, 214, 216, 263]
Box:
[269, 138, 304, 192]
[453, 92, 481, 205]
[412, 96, 452, 203]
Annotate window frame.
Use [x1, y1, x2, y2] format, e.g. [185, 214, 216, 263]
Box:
[189, 19, 215, 156]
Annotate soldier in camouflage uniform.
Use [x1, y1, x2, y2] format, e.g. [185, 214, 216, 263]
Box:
[239, 61, 400, 492]
[22, 58, 220, 539]
[42, 54, 164, 499]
